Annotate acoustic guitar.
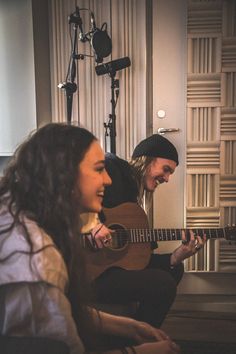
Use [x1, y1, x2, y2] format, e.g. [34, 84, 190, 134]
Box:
[84, 202, 236, 280]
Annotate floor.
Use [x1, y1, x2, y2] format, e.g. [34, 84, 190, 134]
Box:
[97, 294, 236, 353]
[162, 309, 236, 343]
[161, 295, 236, 344]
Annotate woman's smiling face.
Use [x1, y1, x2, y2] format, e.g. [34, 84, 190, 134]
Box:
[75, 140, 111, 213]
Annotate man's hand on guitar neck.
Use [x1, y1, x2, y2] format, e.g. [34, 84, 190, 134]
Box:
[170, 230, 206, 266]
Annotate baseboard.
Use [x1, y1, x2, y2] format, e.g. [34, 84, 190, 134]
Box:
[172, 294, 236, 313]
[178, 272, 236, 295]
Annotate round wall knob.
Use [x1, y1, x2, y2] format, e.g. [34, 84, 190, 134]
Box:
[157, 110, 166, 118]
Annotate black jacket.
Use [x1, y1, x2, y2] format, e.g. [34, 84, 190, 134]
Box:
[103, 153, 138, 208]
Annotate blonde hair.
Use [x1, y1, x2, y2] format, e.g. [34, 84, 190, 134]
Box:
[129, 156, 156, 212]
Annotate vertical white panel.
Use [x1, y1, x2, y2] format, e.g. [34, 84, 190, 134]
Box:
[0, 0, 36, 155]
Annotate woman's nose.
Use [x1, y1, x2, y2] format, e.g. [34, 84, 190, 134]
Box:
[104, 171, 112, 186]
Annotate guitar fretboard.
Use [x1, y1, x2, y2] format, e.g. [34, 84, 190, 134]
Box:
[81, 226, 235, 248]
[117, 228, 226, 243]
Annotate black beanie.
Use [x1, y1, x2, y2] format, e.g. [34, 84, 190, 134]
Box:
[132, 134, 179, 165]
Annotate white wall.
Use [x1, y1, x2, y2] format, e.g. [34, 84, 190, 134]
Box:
[0, 0, 36, 158]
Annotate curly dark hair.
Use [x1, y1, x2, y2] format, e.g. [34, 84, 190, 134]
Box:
[0, 123, 98, 343]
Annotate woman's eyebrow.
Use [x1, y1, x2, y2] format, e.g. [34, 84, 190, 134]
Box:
[94, 159, 105, 165]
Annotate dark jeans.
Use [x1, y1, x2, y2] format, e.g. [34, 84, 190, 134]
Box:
[92, 253, 184, 328]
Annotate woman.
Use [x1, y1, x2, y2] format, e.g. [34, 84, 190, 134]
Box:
[0, 123, 180, 354]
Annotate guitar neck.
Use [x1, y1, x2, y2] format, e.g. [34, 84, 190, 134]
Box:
[126, 228, 226, 243]
[81, 228, 227, 246]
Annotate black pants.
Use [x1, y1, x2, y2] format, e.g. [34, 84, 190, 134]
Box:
[92, 253, 184, 328]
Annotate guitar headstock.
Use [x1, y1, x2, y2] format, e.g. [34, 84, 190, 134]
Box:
[225, 225, 236, 241]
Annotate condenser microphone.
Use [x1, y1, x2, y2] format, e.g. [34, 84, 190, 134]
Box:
[95, 57, 131, 76]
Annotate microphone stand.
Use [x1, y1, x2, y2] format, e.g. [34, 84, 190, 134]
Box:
[104, 70, 119, 153]
[59, 7, 86, 124]
[65, 12, 80, 124]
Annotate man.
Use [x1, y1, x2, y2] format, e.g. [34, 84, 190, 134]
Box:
[90, 134, 205, 327]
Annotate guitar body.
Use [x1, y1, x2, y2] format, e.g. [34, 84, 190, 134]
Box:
[85, 203, 151, 280]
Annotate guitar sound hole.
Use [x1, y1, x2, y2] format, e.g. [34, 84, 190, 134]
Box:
[109, 224, 128, 249]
